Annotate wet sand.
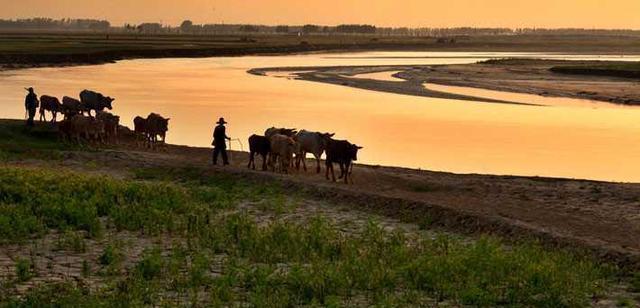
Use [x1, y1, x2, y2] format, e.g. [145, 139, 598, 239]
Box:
[250, 59, 640, 106]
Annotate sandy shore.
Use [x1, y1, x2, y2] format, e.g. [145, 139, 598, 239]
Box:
[250, 59, 640, 106]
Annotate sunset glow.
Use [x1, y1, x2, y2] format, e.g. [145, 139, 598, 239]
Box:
[3, 0, 640, 29]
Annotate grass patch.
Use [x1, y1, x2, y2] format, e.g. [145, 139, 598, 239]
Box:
[0, 166, 286, 243]
[7, 213, 615, 307]
[14, 258, 33, 282]
[550, 62, 640, 79]
[0, 120, 75, 161]
[0, 165, 618, 306]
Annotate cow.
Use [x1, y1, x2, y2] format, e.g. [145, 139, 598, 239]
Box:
[60, 115, 105, 144]
[39, 95, 61, 123]
[146, 113, 169, 143]
[61, 96, 83, 119]
[248, 134, 270, 171]
[294, 130, 335, 173]
[265, 127, 297, 139]
[80, 90, 115, 117]
[133, 116, 148, 147]
[325, 139, 363, 184]
[96, 111, 120, 144]
[57, 117, 74, 142]
[269, 134, 296, 174]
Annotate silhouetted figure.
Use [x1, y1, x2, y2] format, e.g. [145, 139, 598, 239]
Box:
[24, 87, 39, 127]
[212, 117, 231, 165]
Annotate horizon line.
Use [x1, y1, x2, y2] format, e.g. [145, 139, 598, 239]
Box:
[2, 16, 640, 32]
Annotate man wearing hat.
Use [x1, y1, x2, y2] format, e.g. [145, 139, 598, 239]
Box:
[212, 117, 231, 166]
[24, 87, 39, 127]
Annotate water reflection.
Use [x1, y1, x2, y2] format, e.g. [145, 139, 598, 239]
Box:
[1, 51, 640, 182]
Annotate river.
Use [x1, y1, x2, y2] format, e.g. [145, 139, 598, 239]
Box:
[1, 51, 640, 182]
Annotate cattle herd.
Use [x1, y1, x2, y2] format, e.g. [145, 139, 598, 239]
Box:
[249, 127, 363, 184]
[37, 89, 169, 148]
[39, 90, 119, 144]
[36, 89, 362, 184]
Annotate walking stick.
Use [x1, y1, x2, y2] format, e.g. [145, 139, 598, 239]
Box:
[226, 138, 245, 165]
[231, 138, 244, 152]
[226, 139, 233, 164]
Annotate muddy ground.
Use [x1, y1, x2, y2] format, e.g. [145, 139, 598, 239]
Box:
[250, 59, 640, 106]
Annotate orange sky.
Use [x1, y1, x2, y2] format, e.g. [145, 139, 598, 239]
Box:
[2, 0, 640, 29]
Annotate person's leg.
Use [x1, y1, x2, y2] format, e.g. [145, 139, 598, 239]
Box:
[221, 148, 229, 165]
[212, 147, 219, 165]
[27, 110, 33, 126]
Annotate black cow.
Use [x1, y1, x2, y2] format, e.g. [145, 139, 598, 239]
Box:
[248, 134, 270, 171]
[39, 95, 61, 123]
[325, 139, 363, 184]
[80, 90, 115, 117]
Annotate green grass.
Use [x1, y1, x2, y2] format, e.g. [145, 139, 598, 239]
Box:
[550, 62, 640, 79]
[0, 165, 620, 306]
[0, 120, 75, 161]
[0, 165, 285, 243]
[3, 215, 614, 306]
[14, 258, 33, 282]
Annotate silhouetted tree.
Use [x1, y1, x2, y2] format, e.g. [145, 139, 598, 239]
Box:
[275, 25, 289, 33]
[336, 24, 377, 34]
[239, 25, 259, 33]
[302, 24, 320, 34]
[180, 20, 193, 33]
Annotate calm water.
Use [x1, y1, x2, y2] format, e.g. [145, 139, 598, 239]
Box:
[2, 51, 640, 182]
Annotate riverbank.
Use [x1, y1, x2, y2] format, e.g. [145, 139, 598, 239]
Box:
[2, 119, 640, 269]
[3, 118, 640, 305]
[252, 58, 640, 105]
[2, 32, 640, 72]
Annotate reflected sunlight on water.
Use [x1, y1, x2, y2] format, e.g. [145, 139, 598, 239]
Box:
[2, 51, 640, 182]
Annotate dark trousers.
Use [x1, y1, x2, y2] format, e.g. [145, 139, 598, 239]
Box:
[212, 145, 229, 165]
[26, 109, 36, 127]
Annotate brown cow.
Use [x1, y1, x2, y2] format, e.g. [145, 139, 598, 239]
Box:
[96, 111, 120, 144]
[265, 127, 297, 139]
[61, 96, 83, 119]
[60, 115, 105, 144]
[269, 134, 296, 174]
[39, 95, 61, 123]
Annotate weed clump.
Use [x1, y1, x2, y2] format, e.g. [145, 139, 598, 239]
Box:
[15, 258, 33, 282]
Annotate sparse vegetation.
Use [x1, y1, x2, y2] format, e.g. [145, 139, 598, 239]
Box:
[0, 165, 619, 306]
[0, 119, 635, 306]
[0, 120, 73, 161]
[15, 258, 33, 282]
[551, 62, 640, 79]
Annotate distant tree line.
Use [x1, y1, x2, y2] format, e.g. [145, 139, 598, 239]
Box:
[2, 18, 640, 37]
[177, 21, 379, 35]
[0, 18, 110, 31]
